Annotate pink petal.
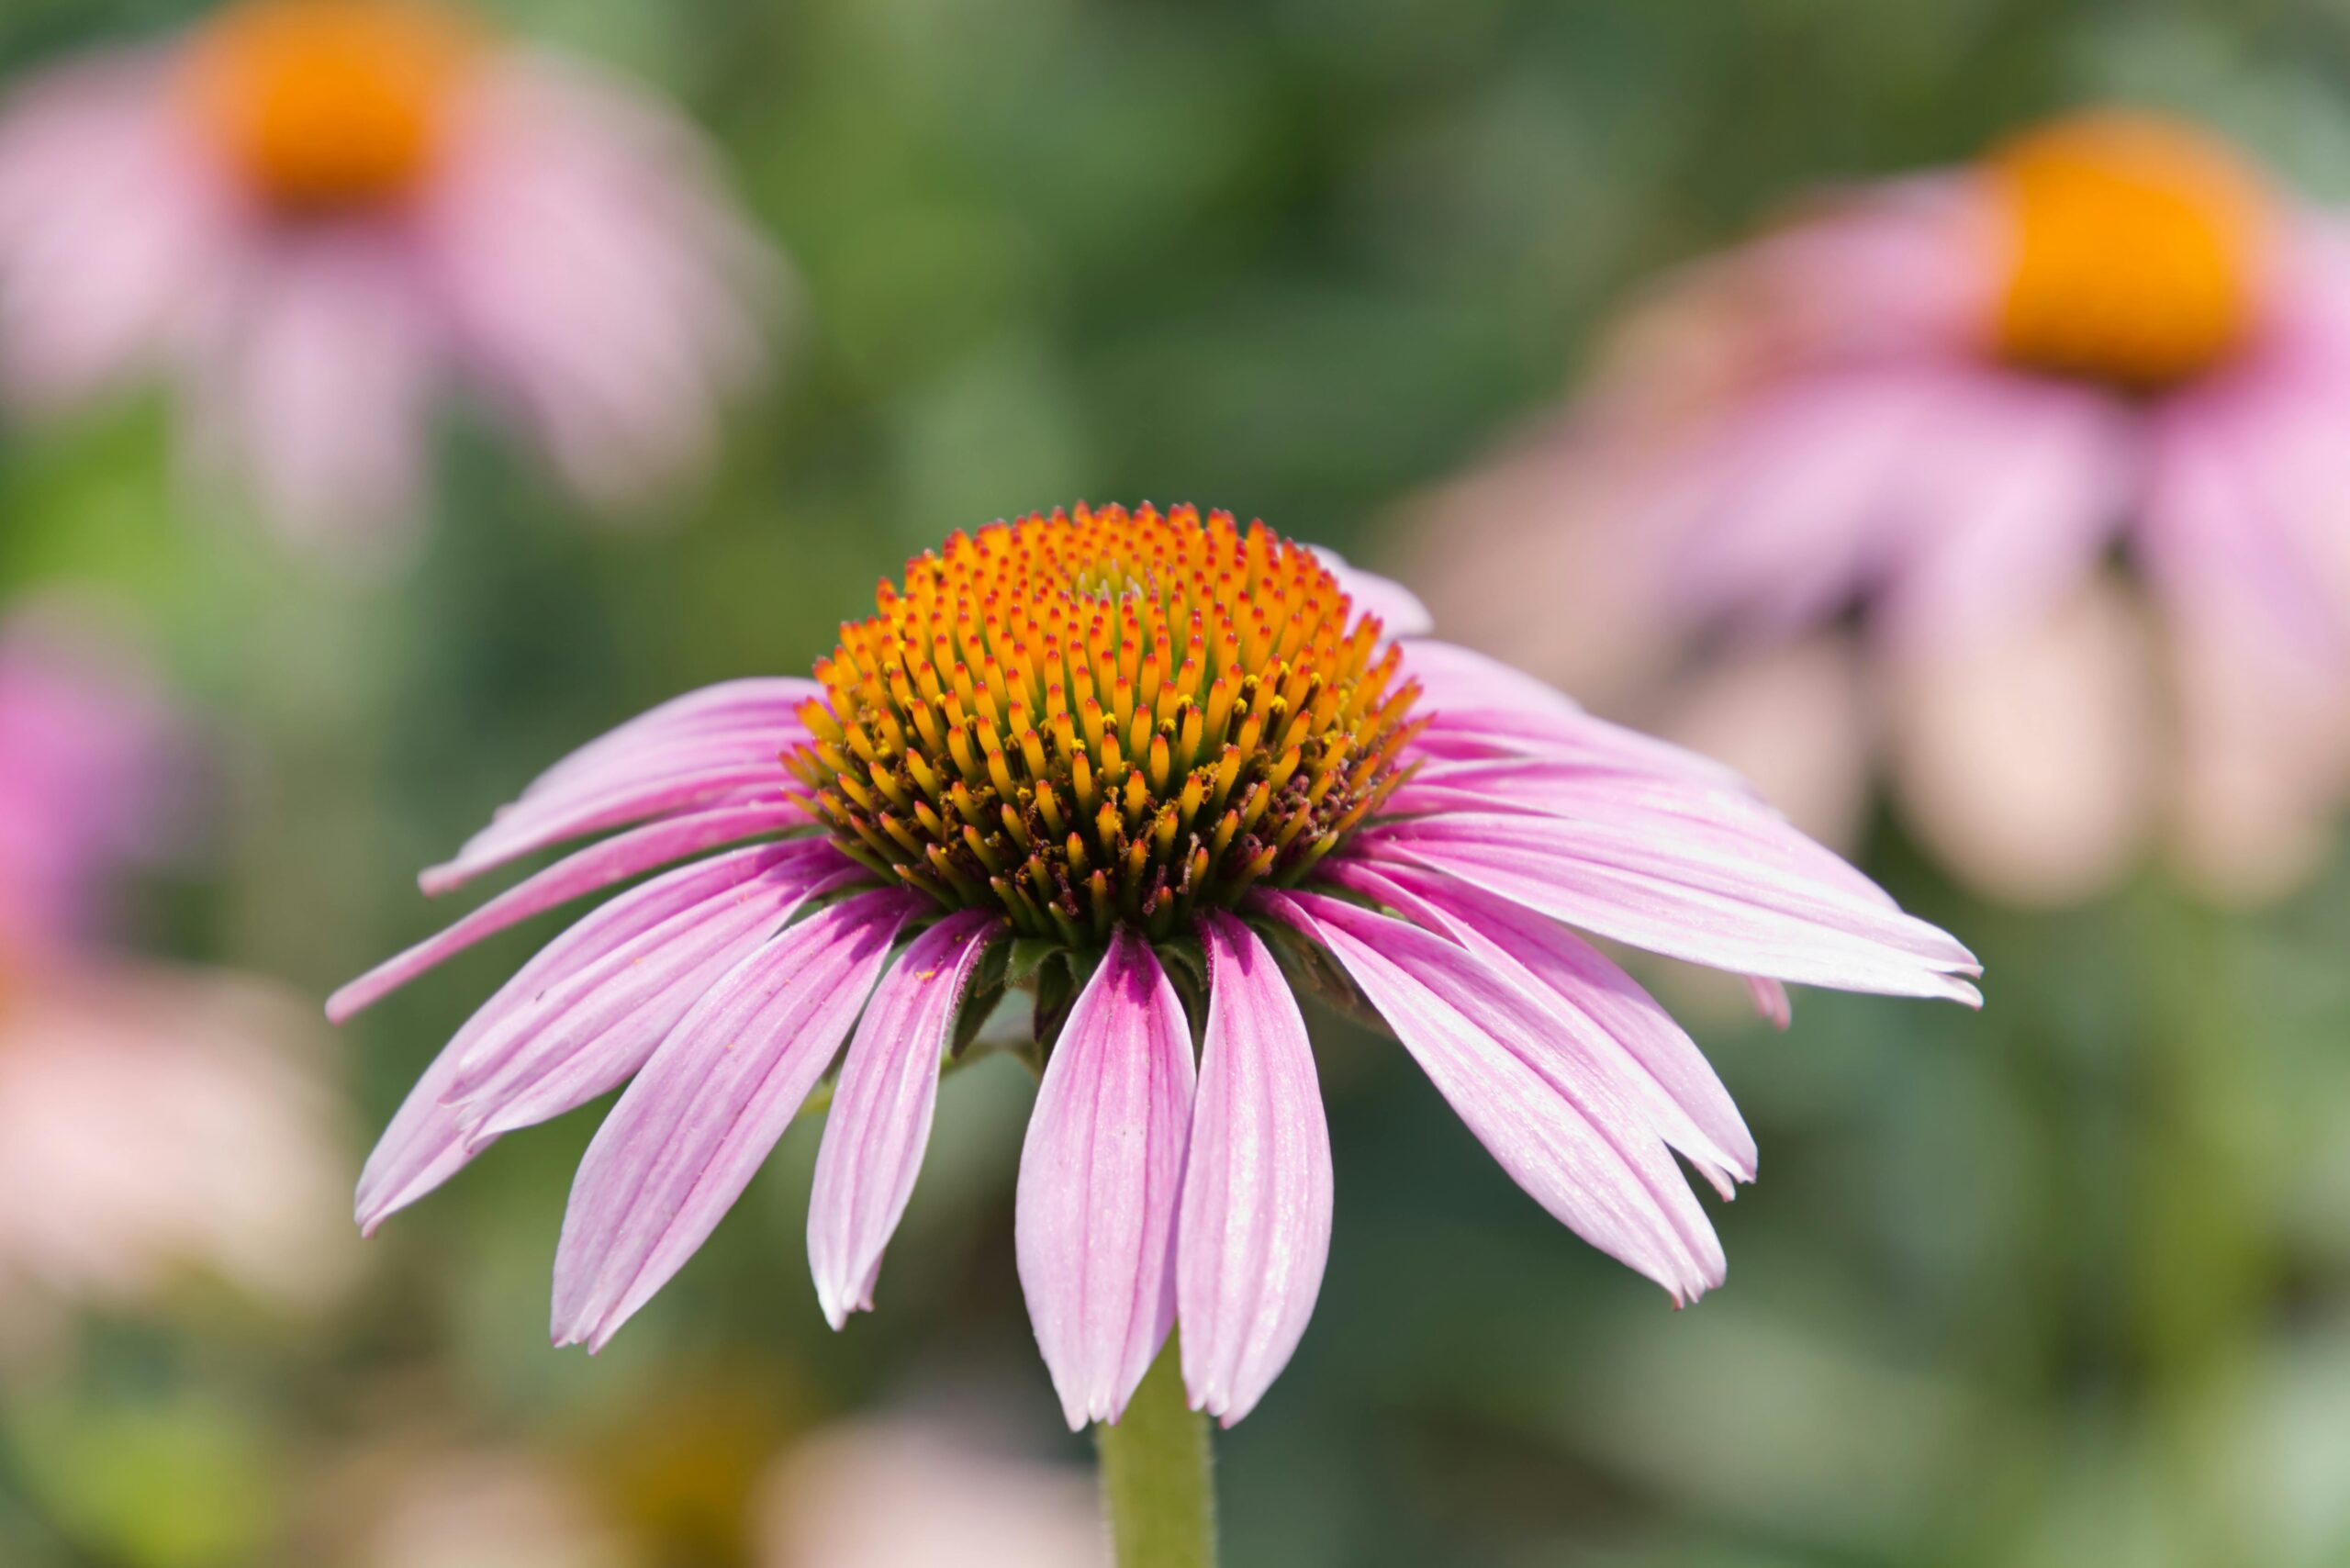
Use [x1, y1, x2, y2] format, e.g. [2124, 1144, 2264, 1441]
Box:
[1873, 375, 2135, 652]
[1365, 812, 1979, 1002]
[1743, 175, 1999, 354]
[421, 678, 817, 895]
[807, 911, 1003, 1328]
[420, 61, 777, 507]
[1178, 912, 1332, 1427]
[1400, 637, 1585, 721]
[519, 678, 821, 793]
[550, 888, 924, 1350]
[1384, 758, 1893, 908]
[2139, 389, 2350, 675]
[1014, 929, 1196, 1430]
[197, 237, 439, 550]
[350, 842, 821, 1231]
[445, 861, 866, 1140]
[352, 1039, 478, 1239]
[0, 56, 241, 404]
[1659, 367, 1961, 637]
[1400, 641, 1748, 788]
[1746, 978, 1793, 1030]
[329, 807, 817, 1020]
[1259, 890, 1723, 1303]
[1326, 860, 1755, 1193]
[424, 765, 794, 894]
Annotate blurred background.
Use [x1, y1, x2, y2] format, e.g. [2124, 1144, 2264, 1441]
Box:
[5, 0, 2350, 1564]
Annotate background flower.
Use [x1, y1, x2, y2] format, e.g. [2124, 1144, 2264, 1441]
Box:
[0, 0, 778, 554]
[0, 602, 352, 1348]
[1406, 109, 2350, 907]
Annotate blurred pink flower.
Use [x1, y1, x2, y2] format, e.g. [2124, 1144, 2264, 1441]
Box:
[1407, 111, 2350, 904]
[0, 606, 352, 1331]
[0, 967, 352, 1320]
[760, 1417, 1105, 1568]
[0, 609, 174, 958]
[0, 0, 777, 553]
[337, 503, 1976, 1430]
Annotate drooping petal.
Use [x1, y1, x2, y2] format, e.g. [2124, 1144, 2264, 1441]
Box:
[1364, 812, 1979, 1002]
[1399, 641, 1749, 788]
[1260, 890, 1723, 1303]
[352, 842, 818, 1232]
[445, 860, 866, 1141]
[411, 682, 817, 896]
[330, 808, 819, 1020]
[1872, 373, 2134, 653]
[1178, 913, 1332, 1427]
[425, 766, 794, 894]
[2139, 390, 2350, 677]
[195, 237, 439, 551]
[1655, 367, 1964, 637]
[550, 888, 923, 1350]
[352, 1036, 478, 1239]
[1015, 929, 1197, 1430]
[807, 911, 1002, 1328]
[420, 60, 777, 506]
[509, 678, 822, 806]
[1326, 860, 1754, 1193]
[1384, 758, 1893, 908]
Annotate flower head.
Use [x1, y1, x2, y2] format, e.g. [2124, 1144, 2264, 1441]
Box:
[788, 509, 1424, 940]
[338, 503, 1977, 1428]
[0, 606, 350, 1324]
[0, 0, 776, 549]
[1410, 109, 2350, 903]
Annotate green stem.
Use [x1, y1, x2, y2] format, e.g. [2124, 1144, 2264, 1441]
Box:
[1096, 1336, 1217, 1568]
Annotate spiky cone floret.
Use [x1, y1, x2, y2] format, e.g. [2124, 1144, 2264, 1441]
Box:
[785, 504, 1427, 943]
[335, 501, 1982, 1434]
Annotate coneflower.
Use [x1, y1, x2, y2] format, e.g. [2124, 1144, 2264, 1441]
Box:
[1413, 110, 2350, 903]
[337, 503, 1977, 1554]
[0, 0, 774, 547]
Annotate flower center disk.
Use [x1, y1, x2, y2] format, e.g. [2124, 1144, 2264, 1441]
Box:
[788, 503, 1425, 942]
[183, 0, 483, 215]
[1991, 111, 2272, 390]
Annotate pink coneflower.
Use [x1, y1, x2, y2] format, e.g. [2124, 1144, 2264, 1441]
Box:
[1411, 111, 2350, 904]
[0, 609, 349, 1327]
[0, 0, 773, 548]
[336, 502, 1978, 1429]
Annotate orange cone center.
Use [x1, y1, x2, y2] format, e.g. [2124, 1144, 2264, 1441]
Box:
[183, 0, 484, 215]
[1991, 112, 2271, 390]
